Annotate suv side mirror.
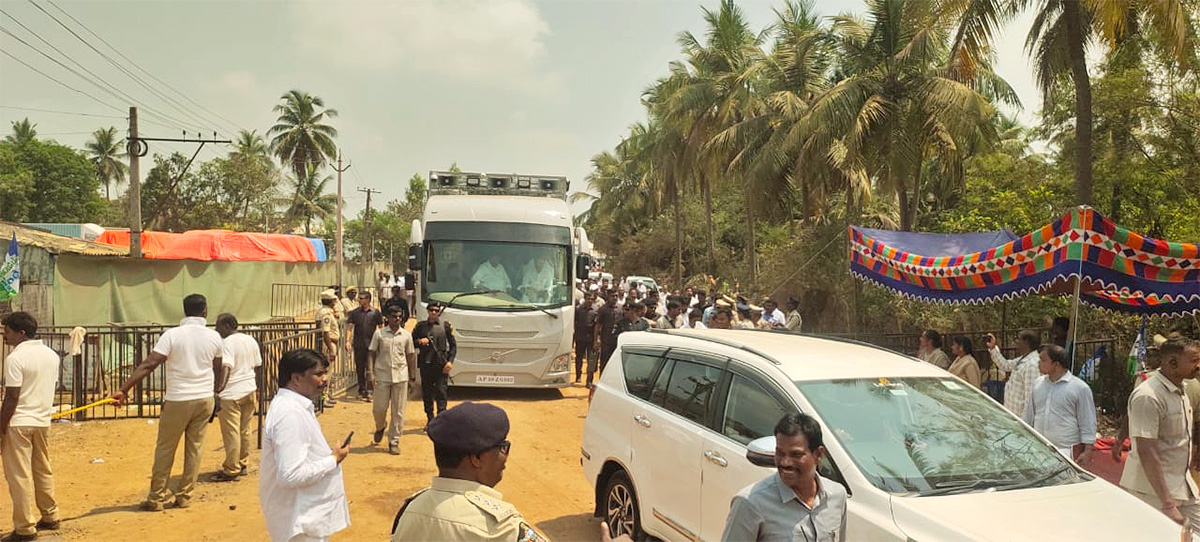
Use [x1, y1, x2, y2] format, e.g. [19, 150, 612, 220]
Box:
[746, 436, 775, 468]
[575, 254, 592, 280]
[408, 244, 424, 271]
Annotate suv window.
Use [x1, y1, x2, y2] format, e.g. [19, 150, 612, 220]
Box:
[722, 374, 789, 445]
[661, 360, 722, 425]
[623, 351, 663, 400]
[649, 359, 675, 405]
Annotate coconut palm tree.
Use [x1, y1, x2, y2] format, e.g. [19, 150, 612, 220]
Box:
[230, 129, 271, 167]
[802, 0, 1000, 231]
[5, 119, 37, 145]
[268, 90, 339, 183]
[950, 0, 1197, 206]
[85, 127, 127, 200]
[285, 162, 338, 236]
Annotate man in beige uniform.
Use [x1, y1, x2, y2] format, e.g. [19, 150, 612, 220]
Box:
[369, 306, 416, 455]
[316, 290, 341, 365]
[1, 312, 60, 541]
[112, 293, 232, 511]
[391, 402, 548, 541]
[1120, 338, 1200, 534]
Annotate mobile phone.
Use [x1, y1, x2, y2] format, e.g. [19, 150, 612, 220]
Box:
[342, 431, 354, 448]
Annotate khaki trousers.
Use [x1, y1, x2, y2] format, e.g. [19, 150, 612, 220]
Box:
[219, 392, 256, 476]
[2, 426, 58, 536]
[1130, 489, 1200, 537]
[372, 381, 408, 448]
[148, 397, 213, 503]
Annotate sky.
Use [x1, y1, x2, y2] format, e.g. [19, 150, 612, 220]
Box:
[0, 0, 1041, 222]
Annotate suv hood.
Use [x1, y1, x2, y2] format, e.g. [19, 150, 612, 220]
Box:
[890, 479, 1186, 541]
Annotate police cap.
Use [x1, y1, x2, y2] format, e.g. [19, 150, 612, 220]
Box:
[426, 402, 509, 453]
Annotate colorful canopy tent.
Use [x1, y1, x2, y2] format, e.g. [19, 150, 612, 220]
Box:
[96, 230, 327, 262]
[849, 207, 1200, 318]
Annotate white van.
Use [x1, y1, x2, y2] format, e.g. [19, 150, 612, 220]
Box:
[581, 329, 1185, 541]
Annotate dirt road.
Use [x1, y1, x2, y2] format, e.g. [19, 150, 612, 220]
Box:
[0, 385, 599, 541]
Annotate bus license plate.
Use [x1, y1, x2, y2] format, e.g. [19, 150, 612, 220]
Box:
[476, 375, 516, 385]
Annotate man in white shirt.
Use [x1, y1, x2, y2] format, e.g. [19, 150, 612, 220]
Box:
[1022, 344, 1096, 463]
[369, 307, 417, 455]
[761, 298, 786, 329]
[1, 312, 60, 541]
[986, 330, 1041, 415]
[213, 313, 262, 482]
[518, 258, 555, 303]
[112, 293, 233, 511]
[471, 255, 512, 293]
[260, 349, 350, 542]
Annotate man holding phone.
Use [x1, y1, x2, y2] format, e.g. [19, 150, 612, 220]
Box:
[259, 349, 350, 542]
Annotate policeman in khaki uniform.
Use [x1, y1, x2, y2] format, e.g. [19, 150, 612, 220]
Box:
[391, 402, 548, 542]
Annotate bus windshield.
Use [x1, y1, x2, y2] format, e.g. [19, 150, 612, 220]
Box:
[423, 240, 571, 310]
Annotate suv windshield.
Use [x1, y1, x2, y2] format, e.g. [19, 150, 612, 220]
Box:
[423, 240, 570, 310]
[797, 377, 1083, 495]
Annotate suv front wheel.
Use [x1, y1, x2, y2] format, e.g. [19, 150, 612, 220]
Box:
[604, 470, 642, 540]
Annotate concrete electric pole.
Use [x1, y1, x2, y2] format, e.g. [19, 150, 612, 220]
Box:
[357, 186, 381, 286]
[332, 152, 351, 290]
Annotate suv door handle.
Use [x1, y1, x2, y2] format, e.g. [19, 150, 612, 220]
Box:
[634, 415, 652, 428]
[704, 450, 728, 467]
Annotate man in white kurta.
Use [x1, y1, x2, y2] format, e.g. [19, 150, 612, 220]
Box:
[471, 256, 512, 293]
[260, 349, 350, 542]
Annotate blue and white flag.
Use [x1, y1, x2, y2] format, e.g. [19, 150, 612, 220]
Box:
[0, 233, 18, 302]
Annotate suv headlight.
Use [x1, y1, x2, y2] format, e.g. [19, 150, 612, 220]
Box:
[548, 353, 571, 373]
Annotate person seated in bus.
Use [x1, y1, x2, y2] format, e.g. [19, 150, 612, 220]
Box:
[471, 254, 512, 293]
[518, 257, 555, 303]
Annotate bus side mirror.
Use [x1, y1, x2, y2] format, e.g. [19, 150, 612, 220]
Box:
[576, 254, 592, 280]
[404, 272, 415, 291]
[408, 245, 424, 271]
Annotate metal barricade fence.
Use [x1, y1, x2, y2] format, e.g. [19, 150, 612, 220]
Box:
[0, 321, 348, 422]
[271, 284, 328, 318]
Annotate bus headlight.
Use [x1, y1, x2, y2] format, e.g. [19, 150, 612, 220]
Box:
[549, 353, 571, 373]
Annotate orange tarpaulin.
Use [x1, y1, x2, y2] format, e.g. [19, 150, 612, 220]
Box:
[95, 230, 320, 262]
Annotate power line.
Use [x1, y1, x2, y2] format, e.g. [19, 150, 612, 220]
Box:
[42, 0, 247, 136]
[0, 24, 194, 132]
[5, 6, 208, 135]
[0, 49, 126, 114]
[0, 105, 125, 119]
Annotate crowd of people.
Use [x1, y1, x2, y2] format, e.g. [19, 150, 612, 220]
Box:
[571, 275, 804, 386]
[915, 321, 1200, 534]
[4, 279, 1199, 540]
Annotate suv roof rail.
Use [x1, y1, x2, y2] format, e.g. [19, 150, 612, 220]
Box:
[644, 328, 782, 365]
[749, 328, 922, 362]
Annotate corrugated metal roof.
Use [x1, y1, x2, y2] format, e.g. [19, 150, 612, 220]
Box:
[0, 222, 128, 257]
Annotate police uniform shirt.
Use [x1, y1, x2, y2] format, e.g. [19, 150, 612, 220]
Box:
[391, 476, 547, 542]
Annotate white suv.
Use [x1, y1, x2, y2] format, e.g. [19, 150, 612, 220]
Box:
[581, 329, 1182, 541]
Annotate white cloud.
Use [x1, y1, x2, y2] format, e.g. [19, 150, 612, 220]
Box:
[289, 0, 558, 93]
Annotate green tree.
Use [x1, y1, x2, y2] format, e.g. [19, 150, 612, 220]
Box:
[85, 127, 127, 200]
[285, 161, 337, 236]
[0, 138, 102, 222]
[5, 119, 37, 146]
[268, 90, 339, 183]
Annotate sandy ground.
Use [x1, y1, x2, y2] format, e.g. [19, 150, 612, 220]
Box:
[0, 385, 600, 541]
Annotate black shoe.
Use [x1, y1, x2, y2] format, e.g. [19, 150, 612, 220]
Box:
[212, 471, 239, 482]
[373, 429, 384, 444]
[34, 521, 58, 531]
[1, 532, 36, 541]
[239, 465, 248, 477]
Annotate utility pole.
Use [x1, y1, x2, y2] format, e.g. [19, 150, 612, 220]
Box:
[332, 153, 352, 290]
[124, 117, 228, 256]
[127, 107, 143, 257]
[358, 186, 381, 286]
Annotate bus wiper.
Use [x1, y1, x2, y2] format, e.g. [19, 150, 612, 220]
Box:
[995, 465, 1072, 491]
[918, 477, 1019, 496]
[447, 290, 496, 307]
[494, 302, 558, 319]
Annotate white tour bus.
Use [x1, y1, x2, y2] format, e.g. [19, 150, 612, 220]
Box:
[407, 170, 592, 388]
